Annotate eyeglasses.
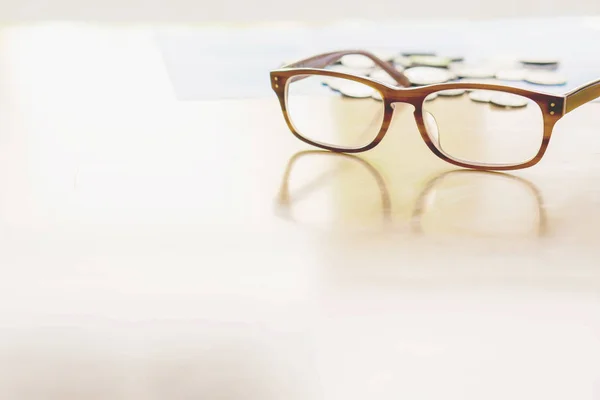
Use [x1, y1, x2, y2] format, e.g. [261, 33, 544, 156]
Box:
[270, 49, 600, 171]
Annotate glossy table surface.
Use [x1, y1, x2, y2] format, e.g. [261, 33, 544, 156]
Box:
[0, 24, 599, 399]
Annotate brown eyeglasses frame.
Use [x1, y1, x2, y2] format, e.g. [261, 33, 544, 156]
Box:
[270, 49, 600, 171]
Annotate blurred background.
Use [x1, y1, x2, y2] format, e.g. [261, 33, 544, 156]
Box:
[0, 2, 599, 400]
[1, 0, 599, 21]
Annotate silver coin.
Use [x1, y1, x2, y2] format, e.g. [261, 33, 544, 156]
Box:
[490, 93, 528, 108]
[402, 51, 436, 57]
[520, 57, 560, 66]
[322, 76, 344, 90]
[483, 56, 520, 69]
[446, 55, 465, 62]
[448, 61, 465, 71]
[369, 69, 397, 85]
[321, 77, 337, 89]
[446, 71, 458, 81]
[370, 49, 398, 61]
[424, 93, 438, 101]
[524, 71, 567, 86]
[523, 64, 559, 71]
[469, 90, 494, 103]
[393, 56, 412, 67]
[321, 70, 352, 89]
[337, 81, 375, 98]
[409, 55, 451, 68]
[404, 67, 453, 86]
[454, 66, 496, 79]
[495, 69, 527, 81]
[437, 89, 466, 96]
[372, 91, 383, 101]
[340, 55, 376, 70]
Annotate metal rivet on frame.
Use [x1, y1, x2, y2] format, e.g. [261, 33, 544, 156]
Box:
[550, 111, 555, 115]
[550, 102, 555, 107]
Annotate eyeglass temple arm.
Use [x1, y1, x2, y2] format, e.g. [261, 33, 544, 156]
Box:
[565, 78, 600, 113]
[284, 50, 411, 87]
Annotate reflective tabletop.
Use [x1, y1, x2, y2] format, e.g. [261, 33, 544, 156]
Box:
[0, 24, 598, 400]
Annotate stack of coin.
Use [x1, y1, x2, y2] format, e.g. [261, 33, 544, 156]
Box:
[283, 50, 568, 105]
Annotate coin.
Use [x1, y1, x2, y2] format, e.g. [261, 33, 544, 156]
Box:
[394, 56, 412, 67]
[454, 66, 496, 79]
[322, 77, 342, 90]
[370, 49, 398, 61]
[337, 81, 375, 98]
[484, 56, 520, 69]
[469, 90, 494, 103]
[495, 69, 527, 81]
[520, 58, 559, 66]
[321, 69, 353, 89]
[370, 69, 398, 85]
[372, 91, 383, 101]
[523, 64, 559, 71]
[340, 55, 376, 70]
[409, 55, 452, 68]
[404, 67, 453, 86]
[490, 93, 528, 108]
[425, 93, 438, 101]
[402, 51, 436, 57]
[437, 89, 466, 96]
[524, 71, 567, 86]
[448, 62, 465, 71]
[447, 55, 465, 62]
[446, 71, 458, 81]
